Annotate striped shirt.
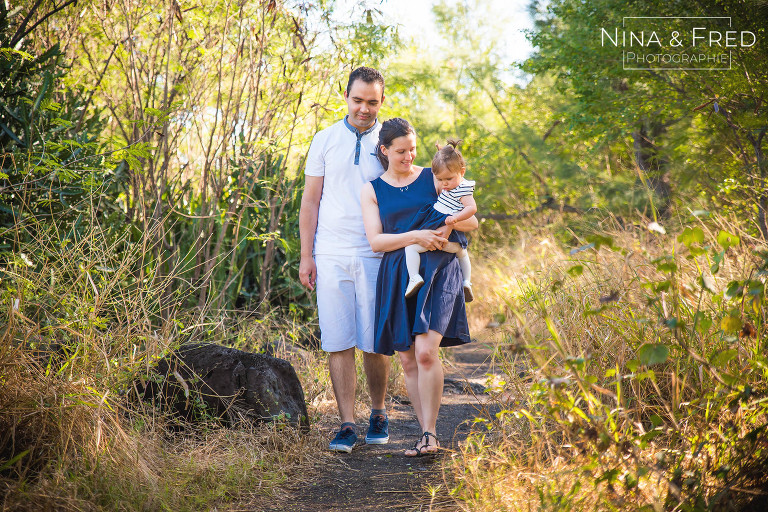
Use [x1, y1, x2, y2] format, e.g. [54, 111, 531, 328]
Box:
[434, 179, 475, 215]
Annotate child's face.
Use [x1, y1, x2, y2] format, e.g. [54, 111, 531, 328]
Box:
[434, 168, 463, 191]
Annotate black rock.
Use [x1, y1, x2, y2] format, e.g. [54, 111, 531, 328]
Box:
[140, 343, 309, 428]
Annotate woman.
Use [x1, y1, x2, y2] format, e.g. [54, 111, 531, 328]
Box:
[361, 118, 476, 456]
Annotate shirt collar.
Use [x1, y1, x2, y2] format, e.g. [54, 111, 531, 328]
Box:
[344, 116, 378, 137]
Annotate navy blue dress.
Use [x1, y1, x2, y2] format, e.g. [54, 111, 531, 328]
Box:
[371, 167, 471, 356]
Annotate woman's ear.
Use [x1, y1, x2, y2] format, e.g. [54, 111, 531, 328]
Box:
[380, 145, 388, 156]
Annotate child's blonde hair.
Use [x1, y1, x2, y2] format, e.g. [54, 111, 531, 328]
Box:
[431, 138, 465, 176]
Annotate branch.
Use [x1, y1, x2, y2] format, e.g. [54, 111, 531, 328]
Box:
[11, 0, 79, 47]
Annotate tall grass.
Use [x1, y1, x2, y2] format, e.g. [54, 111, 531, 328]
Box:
[0, 217, 331, 510]
[449, 213, 768, 511]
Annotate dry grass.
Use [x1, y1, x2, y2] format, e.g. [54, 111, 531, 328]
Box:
[0, 219, 335, 511]
[445, 213, 768, 511]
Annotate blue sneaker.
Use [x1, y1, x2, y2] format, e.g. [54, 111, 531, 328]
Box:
[328, 426, 357, 453]
[365, 413, 389, 445]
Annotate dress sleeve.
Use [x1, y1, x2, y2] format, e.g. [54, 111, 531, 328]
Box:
[304, 132, 325, 177]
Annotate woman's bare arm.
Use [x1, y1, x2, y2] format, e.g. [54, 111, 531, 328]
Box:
[361, 183, 449, 253]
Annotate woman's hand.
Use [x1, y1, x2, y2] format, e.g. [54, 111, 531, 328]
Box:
[413, 229, 449, 251]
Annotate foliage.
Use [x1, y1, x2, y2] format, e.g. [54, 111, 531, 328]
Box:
[0, 2, 110, 252]
[449, 215, 768, 510]
[526, 0, 768, 232]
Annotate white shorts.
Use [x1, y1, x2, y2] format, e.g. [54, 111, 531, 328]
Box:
[315, 254, 381, 353]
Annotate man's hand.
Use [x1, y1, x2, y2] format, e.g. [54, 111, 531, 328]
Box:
[299, 256, 317, 291]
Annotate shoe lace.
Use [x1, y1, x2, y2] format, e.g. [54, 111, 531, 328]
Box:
[370, 414, 387, 433]
[336, 427, 355, 440]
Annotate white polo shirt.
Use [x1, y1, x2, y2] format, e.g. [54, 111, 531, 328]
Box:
[305, 117, 384, 257]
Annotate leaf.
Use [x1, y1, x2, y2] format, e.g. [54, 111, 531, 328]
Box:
[700, 274, 716, 293]
[0, 450, 30, 471]
[584, 305, 607, 316]
[569, 243, 594, 255]
[599, 290, 620, 303]
[694, 312, 713, 334]
[626, 359, 640, 373]
[677, 227, 704, 247]
[586, 234, 616, 250]
[711, 250, 724, 274]
[710, 349, 738, 366]
[567, 265, 584, 277]
[691, 210, 710, 218]
[725, 281, 743, 300]
[32, 71, 53, 115]
[720, 315, 742, 333]
[0, 121, 24, 146]
[717, 230, 739, 250]
[647, 222, 666, 234]
[637, 343, 669, 366]
[656, 262, 677, 273]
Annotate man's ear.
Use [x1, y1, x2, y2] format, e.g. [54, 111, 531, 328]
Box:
[381, 94, 385, 104]
[343, 89, 348, 100]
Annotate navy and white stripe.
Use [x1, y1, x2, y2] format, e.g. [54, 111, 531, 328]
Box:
[434, 179, 475, 215]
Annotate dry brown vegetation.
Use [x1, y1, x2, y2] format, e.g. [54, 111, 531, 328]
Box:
[446, 214, 768, 511]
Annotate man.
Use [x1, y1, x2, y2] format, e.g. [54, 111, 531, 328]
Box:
[299, 67, 390, 452]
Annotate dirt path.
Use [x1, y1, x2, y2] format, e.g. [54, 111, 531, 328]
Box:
[255, 338, 504, 512]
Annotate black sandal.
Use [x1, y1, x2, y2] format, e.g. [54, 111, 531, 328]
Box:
[405, 431, 440, 457]
[422, 431, 440, 454]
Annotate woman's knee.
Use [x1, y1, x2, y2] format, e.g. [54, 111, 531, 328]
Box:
[399, 351, 418, 375]
[414, 345, 439, 369]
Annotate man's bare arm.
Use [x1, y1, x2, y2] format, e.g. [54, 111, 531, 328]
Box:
[299, 175, 324, 290]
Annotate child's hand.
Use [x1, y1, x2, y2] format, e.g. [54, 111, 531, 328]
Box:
[445, 216, 457, 225]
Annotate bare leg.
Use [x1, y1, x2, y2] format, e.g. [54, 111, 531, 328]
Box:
[328, 348, 356, 424]
[414, 330, 444, 437]
[442, 241, 461, 254]
[363, 351, 390, 410]
[402, 330, 444, 456]
[404, 243, 427, 279]
[399, 347, 424, 430]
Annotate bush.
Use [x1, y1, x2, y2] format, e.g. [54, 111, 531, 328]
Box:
[450, 214, 768, 511]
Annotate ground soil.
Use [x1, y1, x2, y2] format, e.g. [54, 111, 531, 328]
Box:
[252, 338, 504, 512]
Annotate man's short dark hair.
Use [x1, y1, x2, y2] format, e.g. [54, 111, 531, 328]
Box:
[346, 67, 385, 96]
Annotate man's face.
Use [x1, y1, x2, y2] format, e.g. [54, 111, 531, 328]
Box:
[344, 79, 384, 131]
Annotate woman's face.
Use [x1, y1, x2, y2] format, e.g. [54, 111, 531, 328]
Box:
[383, 133, 417, 173]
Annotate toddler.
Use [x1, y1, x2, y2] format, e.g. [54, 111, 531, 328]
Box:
[404, 139, 476, 302]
